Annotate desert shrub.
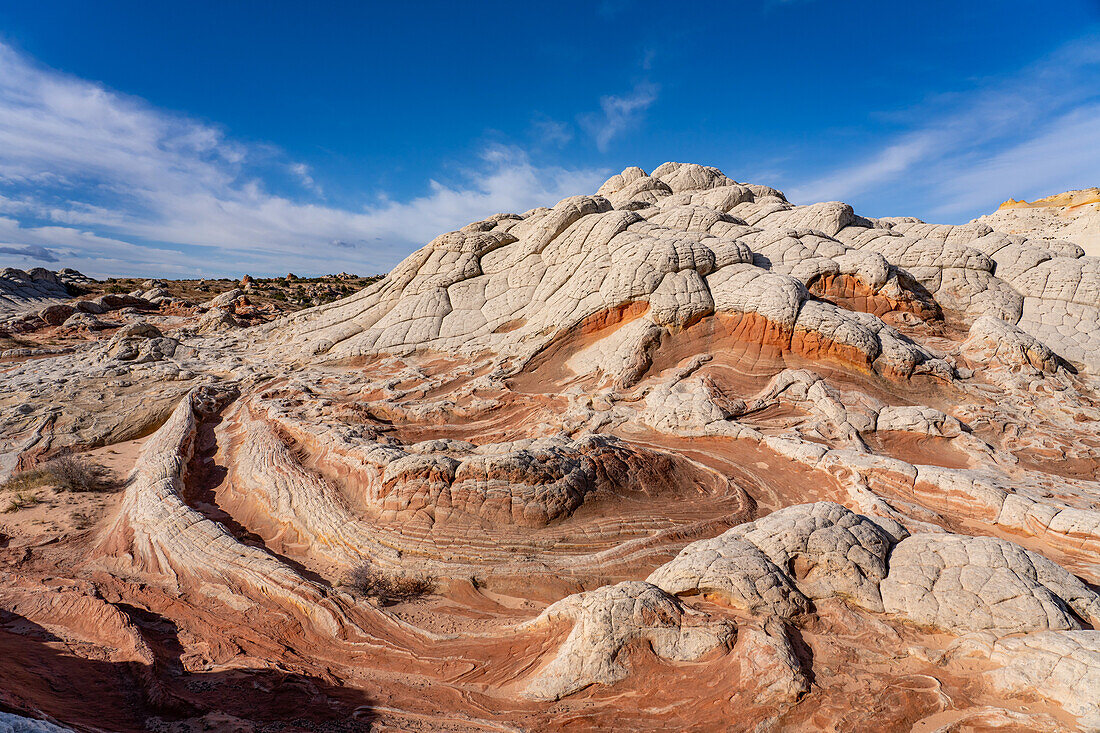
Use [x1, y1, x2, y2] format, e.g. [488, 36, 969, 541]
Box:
[45, 453, 119, 492]
[64, 282, 91, 297]
[342, 563, 435, 604]
[1, 453, 118, 494]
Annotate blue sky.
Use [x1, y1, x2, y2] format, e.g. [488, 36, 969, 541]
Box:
[0, 1, 1098, 278]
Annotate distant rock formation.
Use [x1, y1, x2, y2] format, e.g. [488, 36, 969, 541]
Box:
[974, 187, 1100, 256]
[0, 267, 94, 314]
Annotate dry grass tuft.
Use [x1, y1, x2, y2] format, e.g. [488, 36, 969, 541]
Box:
[3, 490, 41, 513]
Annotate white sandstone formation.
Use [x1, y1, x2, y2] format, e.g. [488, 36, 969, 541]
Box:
[3, 163, 1100, 730]
[520, 581, 733, 701]
[0, 267, 92, 315]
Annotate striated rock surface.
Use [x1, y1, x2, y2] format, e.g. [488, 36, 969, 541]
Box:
[3, 163, 1100, 731]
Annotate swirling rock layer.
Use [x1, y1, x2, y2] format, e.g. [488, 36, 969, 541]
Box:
[3, 164, 1100, 731]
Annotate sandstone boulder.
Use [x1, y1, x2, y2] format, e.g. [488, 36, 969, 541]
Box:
[881, 534, 1100, 634]
[521, 581, 733, 701]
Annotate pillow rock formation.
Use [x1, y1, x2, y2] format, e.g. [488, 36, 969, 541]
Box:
[2, 163, 1100, 731]
[0, 268, 93, 315]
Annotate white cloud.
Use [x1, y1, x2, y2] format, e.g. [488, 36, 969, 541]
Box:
[786, 35, 1100, 220]
[289, 162, 322, 195]
[788, 136, 935, 203]
[0, 42, 607, 278]
[582, 82, 659, 152]
[0, 215, 204, 276]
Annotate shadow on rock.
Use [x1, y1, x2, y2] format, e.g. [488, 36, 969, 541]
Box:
[0, 610, 377, 732]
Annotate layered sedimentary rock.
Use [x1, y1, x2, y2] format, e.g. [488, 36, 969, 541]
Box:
[3, 163, 1100, 731]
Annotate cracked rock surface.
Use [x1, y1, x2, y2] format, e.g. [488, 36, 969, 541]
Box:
[880, 533, 1100, 634]
[3, 165, 1100, 731]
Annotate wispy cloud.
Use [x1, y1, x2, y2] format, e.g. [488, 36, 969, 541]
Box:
[788, 137, 935, 204]
[289, 162, 322, 195]
[530, 115, 573, 148]
[597, 0, 631, 18]
[582, 82, 659, 152]
[356, 144, 609, 246]
[787, 34, 1100, 220]
[0, 42, 607, 278]
[932, 103, 1100, 215]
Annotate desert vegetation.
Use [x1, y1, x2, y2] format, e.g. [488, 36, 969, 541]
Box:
[2, 452, 119, 500]
[341, 563, 436, 605]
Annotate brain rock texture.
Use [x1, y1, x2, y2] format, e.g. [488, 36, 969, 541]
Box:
[3, 163, 1100, 731]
